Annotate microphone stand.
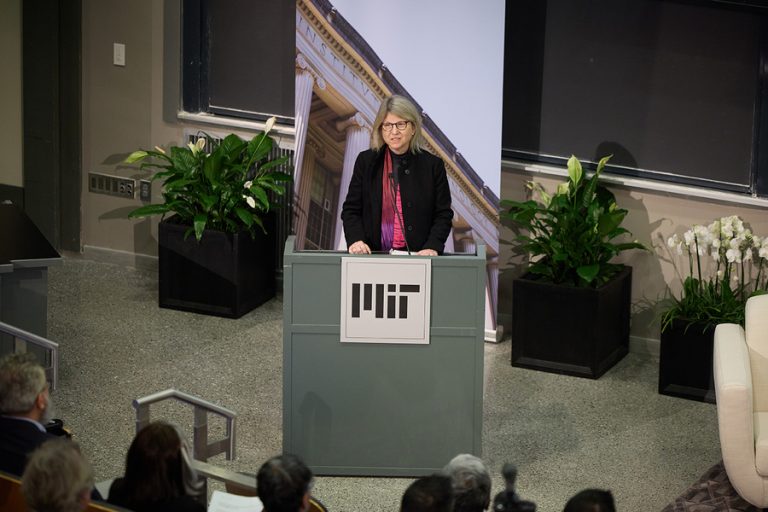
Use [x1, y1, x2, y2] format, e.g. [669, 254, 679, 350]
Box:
[388, 160, 412, 255]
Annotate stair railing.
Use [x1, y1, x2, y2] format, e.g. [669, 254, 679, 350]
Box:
[132, 389, 237, 462]
[0, 320, 59, 390]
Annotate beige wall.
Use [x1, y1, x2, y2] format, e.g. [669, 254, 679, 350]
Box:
[499, 166, 768, 344]
[81, 0, 184, 258]
[0, 0, 23, 188]
[80, 0, 289, 261]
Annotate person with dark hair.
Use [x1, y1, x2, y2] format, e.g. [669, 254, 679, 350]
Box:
[0, 353, 56, 476]
[256, 454, 313, 512]
[563, 489, 616, 512]
[341, 94, 454, 256]
[21, 438, 93, 512]
[442, 454, 491, 512]
[108, 421, 204, 512]
[401, 474, 454, 512]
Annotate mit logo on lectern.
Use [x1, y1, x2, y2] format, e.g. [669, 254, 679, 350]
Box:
[351, 283, 421, 319]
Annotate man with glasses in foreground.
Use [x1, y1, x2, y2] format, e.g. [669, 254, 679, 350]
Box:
[0, 352, 56, 476]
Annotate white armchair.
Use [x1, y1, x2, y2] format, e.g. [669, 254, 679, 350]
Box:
[714, 294, 768, 508]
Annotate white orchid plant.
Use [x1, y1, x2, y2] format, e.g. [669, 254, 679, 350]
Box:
[662, 215, 768, 330]
[127, 117, 291, 241]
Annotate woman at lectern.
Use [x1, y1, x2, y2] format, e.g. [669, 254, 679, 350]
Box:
[341, 95, 453, 256]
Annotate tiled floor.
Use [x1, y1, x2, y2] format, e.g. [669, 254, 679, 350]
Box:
[46, 257, 721, 511]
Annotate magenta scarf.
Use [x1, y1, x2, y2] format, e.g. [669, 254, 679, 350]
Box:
[381, 150, 395, 251]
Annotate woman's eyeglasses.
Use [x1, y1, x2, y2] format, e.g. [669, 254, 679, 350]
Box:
[381, 121, 410, 132]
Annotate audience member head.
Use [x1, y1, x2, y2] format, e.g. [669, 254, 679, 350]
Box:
[563, 489, 616, 512]
[257, 454, 313, 512]
[121, 421, 188, 505]
[0, 353, 51, 422]
[21, 438, 93, 512]
[442, 454, 491, 512]
[401, 475, 454, 512]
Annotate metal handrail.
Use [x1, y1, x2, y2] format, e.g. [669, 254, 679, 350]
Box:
[0, 320, 59, 390]
[132, 389, 237, 461]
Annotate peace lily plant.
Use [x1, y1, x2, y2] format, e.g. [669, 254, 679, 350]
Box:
[501, 155, 646, 288]
[127, 117, 291, 241]
[662, 215, 768, 330]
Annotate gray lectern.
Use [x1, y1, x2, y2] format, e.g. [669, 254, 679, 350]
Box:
[282, 236, 486, 476]
[0, 203, 62, 356]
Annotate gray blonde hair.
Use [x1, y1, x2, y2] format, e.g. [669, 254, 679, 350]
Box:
[442, 454, 491, 512]
[22, 439, 94, 512]
[370, 95, 425, 153]
[0, 353, 47, 414]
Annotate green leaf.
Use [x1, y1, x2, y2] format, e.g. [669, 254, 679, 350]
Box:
[200, 194, 218, 212]
[128, 204, 171, 218]
[220, 134, 246, 160]
[577, 264, 600, 284]
[252, 214, 266, 234]
[595, 154, 612, 175]
[247, 132, 274, 163]
[256, 157, 291, 174]
[125, 150, 148, 163]
[248, 186, 267, 209]
[163, 178, 195, 192]
[597, 210, 625, 237]
[614, 241, 647, 252]
[193, 213, 208, 241]
[234, 207, 254, 227]
[567, 155, 583, 185]
[203, 153, 223, 187]
[169, 146, 197, 174]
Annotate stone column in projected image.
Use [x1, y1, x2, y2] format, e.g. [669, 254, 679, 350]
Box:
[294, 141, 321, 249]
[334, 113, 371, 250]
[293, 54, 324, 195]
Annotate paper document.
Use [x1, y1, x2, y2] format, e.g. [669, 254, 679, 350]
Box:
[208, 490, 263, 512]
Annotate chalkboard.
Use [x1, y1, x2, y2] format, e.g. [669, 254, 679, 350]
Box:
[183, 0, 295, 122]
[502, 0, 765, 194]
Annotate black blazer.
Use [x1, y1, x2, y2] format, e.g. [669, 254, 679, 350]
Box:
[341, 148, 453, 253]
[0, 416, 55, 476]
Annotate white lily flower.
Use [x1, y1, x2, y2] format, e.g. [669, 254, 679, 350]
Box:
[244, 195, 256, 209]
[666, 234, 679, 248]
[244, 180, 253, 189]
[683, 230, 695, 247]
[264, 116, 276, 134]
[760, 247, 768, 259]
[726, 248, 741, 263]
[196, 138, 206, 150]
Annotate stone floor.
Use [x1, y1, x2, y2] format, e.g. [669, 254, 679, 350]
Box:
[44, 257, 721, 511]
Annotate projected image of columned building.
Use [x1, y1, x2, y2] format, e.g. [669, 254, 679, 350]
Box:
[294, 0, 501, 339]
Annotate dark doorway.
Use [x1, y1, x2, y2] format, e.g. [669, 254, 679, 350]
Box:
[22, 0, 81, 251]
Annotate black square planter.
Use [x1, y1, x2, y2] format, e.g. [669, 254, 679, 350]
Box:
[511, 266, 632, 379]
[158, 215, 276, 318]
[658, 320, 715, 403]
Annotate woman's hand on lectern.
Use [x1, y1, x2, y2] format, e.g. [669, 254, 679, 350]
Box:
[416, 249, 437, 256]
[349, 241, 371, 255]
